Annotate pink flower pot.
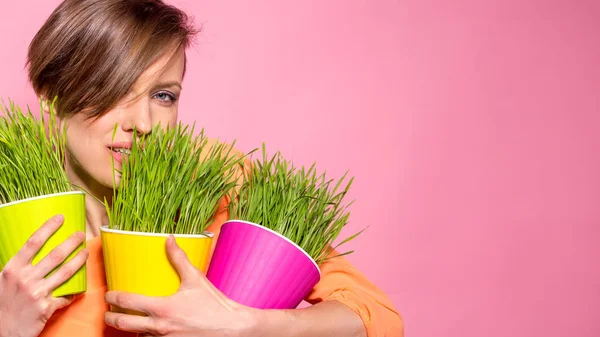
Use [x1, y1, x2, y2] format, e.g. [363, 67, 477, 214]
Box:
[207, 220, 321, 309]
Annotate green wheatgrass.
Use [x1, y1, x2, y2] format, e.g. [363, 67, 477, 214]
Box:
[107, 123, 243, 235]
[0, 100, 72, 204]
[228, 145, 364, 265]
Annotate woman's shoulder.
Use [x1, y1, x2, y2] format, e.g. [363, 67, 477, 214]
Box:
[199, 137, 252, 193]
[200, 137, 251, 167]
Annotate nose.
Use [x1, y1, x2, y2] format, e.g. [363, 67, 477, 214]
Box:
[121, 95, 152, 136]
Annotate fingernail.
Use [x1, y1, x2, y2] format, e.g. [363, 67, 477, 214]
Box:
[55, 214, 64, 223]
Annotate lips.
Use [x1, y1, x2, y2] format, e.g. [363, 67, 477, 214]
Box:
[108, 142, 132, 164]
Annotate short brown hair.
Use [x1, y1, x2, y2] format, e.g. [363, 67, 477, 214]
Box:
[27, 0, 198, 118]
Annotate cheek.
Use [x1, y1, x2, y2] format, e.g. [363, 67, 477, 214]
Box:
[170, 104, 179, 125]
[65, 121, 99, 162]
[168, 115, 178, 128]
[152, 106, 179, 129]
[66, 119, 90, 147]
[64, 115, 114, 166]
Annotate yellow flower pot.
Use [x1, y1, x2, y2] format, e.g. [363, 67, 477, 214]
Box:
[0, 191, 87, 297]
[100, 226, 213, 313]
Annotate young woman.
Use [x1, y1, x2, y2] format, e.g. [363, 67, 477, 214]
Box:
[0, 1, 403, 336]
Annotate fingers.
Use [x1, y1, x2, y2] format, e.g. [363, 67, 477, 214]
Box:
[12, 215, 64, 266]
[32, 231, 85, 279]
[42, 248, 89, 293]
[165, 235, 200, 284]
[165, 236, 224, 296]
[52, 294, 77, 311]
[105, 312, 166, 335]
[105, 291, 158, 315]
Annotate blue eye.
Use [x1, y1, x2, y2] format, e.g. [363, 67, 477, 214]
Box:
[153, 91, 178, 105]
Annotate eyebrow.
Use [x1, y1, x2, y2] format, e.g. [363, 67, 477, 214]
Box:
[151, 81, 183, 91]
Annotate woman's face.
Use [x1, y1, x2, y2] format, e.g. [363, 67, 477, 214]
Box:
[62, 48, 185, 190]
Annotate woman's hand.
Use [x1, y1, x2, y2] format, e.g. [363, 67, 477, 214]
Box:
[0, 215, 89, 337]
[104, 235, 259, 337]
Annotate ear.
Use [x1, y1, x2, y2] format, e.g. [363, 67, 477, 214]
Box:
[39, 96, 65, 128]
[39, 96, 51, 115]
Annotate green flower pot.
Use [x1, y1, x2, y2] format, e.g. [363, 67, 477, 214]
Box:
[0, 191, 87, 297]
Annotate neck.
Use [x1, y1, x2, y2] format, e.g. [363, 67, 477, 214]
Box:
[83, 193, 111, 240]
[65, 159, 113, 240]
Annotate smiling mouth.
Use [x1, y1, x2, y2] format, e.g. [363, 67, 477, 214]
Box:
[108, 147, 132, 165]
[111, 148, 132, 155]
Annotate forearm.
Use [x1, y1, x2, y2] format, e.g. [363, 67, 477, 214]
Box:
[254, 300, 367, 337]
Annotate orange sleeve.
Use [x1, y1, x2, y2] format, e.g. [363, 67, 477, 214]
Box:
[213, 143, 404, 336]
[305, 251, 404, 337]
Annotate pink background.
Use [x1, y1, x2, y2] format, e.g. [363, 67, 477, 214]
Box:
[1, 0, 599, 336]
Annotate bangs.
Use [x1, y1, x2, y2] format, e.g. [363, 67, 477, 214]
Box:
[28, 0, 199, 118]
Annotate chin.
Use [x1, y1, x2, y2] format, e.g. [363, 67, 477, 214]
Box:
[104, 171, 122, 189]
[91, 168, 121, 191]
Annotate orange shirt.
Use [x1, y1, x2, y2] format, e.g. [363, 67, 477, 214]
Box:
[40, 200, 403, 337]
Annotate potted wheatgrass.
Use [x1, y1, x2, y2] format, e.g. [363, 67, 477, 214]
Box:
[101, 123, 242, 310]
[0, 101, 86, 297]
[207, 146, 362, 309]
